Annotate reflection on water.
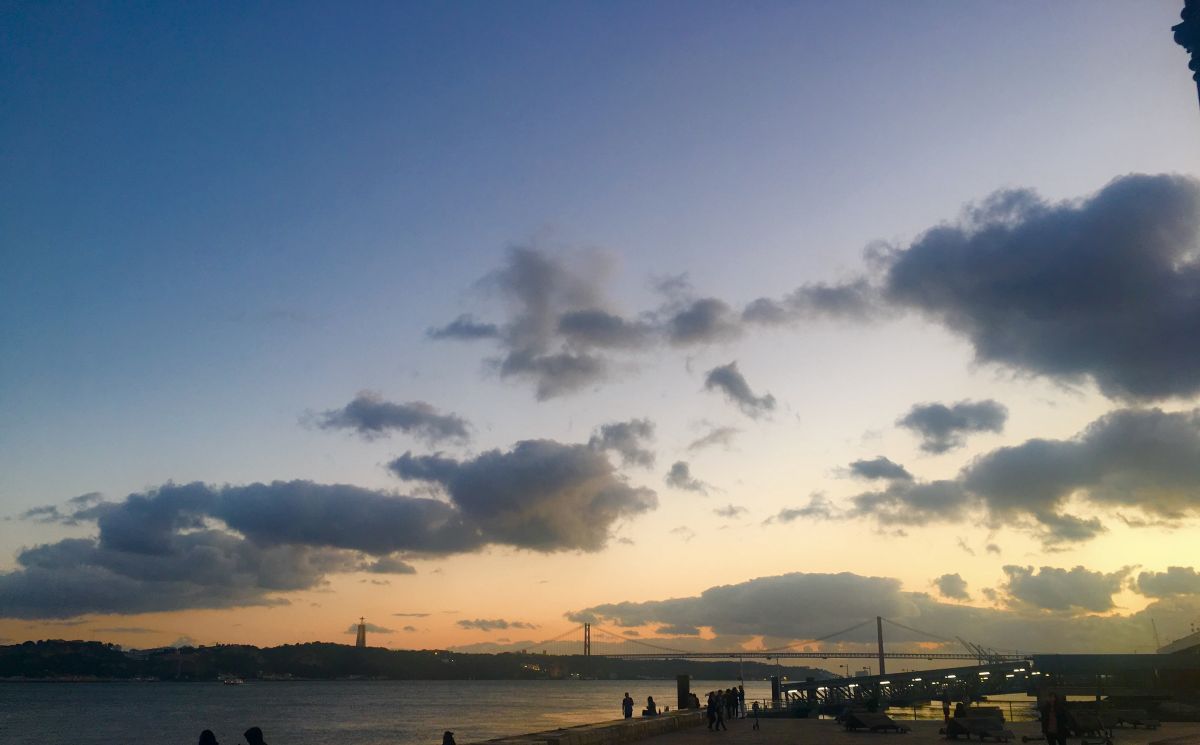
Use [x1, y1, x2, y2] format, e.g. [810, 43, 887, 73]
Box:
[0, 679, 1042, 744]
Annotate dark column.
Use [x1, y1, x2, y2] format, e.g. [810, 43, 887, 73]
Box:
[770, 676, 781, 706]
[677, 674, 691, 710]
[876, 616, 886, 677]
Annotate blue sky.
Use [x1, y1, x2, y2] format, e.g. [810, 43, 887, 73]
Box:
[3, 1, 1200, 650]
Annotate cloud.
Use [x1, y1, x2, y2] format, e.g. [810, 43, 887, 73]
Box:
[703, 362, 776, 418]
[686, 426, 740, 452]
[558, 309, 653, 349]
[428, 246, 628, 399]
[315, 392, 469, 443]
[848, 480, 972, 525]
[666, 298, 742, 346]
[360, 556, 417, 574]
[884, 174, 1200, 401]
[389, 439, 657, 552]
[934, 573, 970, 601]
[742, 280, 879, 326]
[1002, 565, 1129, 612]
[655, 624, 701, 636]
[848, 457, 912, 481]
[897, 400, 1008, 454]
[589, 419, 656, 468]
[955, 538, 976, 556]
[457, 618, 537, 631]
[962, 407, 1200, 536]
[670, 526, 696, 542]
[402, 625, 417, 632]
[1135, 567, 1200, 598]
[426, 314, 500, 340]
[767, 495, 837, 523]
[713, 504, 748, 519]
[346, 623, 395, 634]
[0, 438, 657, 619]
[665, 461, 710, 494]
[571, 569, 1198, 654]
[392, 612, 430, 617]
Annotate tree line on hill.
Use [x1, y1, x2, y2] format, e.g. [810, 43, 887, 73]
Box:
[0, 639, 832, 682]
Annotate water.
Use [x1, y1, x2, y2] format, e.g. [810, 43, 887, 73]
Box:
[0, 679, 773, 745]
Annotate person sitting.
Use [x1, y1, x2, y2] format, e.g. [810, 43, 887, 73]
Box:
[443, 731, 457, 745]
[643, 695, 658, 716]
[199, 731, 219, 745]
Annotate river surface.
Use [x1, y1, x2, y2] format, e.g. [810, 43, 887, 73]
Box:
[0, 679, 775, 745]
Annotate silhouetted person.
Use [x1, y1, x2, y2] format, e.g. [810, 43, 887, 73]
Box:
[1040, 693, 1068, 745]
[942, 697, 951, 722]
[751, 701, 760, 731]
[644, 696, 657, 716]
[706, 692, 717, 730]
[954, 701, 968, 719]
[244, 727, 267, 745]
[737, 685, 745, 718]
[199, 731, 219, 745]
[623, 692, 634, 719]
[443, 731, 457, 745]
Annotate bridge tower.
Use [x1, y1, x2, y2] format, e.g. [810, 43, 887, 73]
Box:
[356, 617, 367, 648]
[583, 623, 591, 656]
[876, 616, 886, 676]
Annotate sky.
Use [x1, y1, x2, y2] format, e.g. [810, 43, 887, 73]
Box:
[3, 0, 1200, 658]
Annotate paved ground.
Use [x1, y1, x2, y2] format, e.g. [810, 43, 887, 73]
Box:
[647, 717, 1200, 745]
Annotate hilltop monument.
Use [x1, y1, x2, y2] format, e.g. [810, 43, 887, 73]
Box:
[355, 617, 367, 648]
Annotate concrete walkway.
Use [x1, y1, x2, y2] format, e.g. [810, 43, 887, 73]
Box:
[648, 716, 1200, 745]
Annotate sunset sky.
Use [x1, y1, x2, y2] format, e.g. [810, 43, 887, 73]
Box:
[4, 1, 1200, 658]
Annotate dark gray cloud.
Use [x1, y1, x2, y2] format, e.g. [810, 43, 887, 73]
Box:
[589, 419, 656, 468]
[884, 174, 1200, 401]
[767, 495, 836, 523]
[1, 436, 657, 619]
[360, 556, 417, 574]
[848, 480, 972, 525]
[713, 504, 748, 519]
[389, 439, 657, 552]
[346, 623, 395, 634]
[402, 625, 418, 632]
[457, 618, 537, 631]
[742, 280, 878, 326]
[1135, 567, 1200, 598]
[848, 456, 912, 481]
[316, 391, 470, 443]
[963, 407, 1200, 536]
[1001, 565, 1129, 612]
[666, 298, 742, 346]
[655, 624, 701, 636]
[570, 569, 1197, 654]
[897, 400, 1008, 454]
[844, 407, 1200, 546]
[430, 248, 873, 399]
[558, 310, 653, 349]
[703, 361, 776, 418]
[686, 426, 740, 452]
[665, 461, 709, 494]
[426, 314, 500, 340]
[934, 573, 970, 601]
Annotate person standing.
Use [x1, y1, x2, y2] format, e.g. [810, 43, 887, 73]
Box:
[1040, 692, 1068, 745]
[737, 685, 745, 719]
[622, 692, 634, 719]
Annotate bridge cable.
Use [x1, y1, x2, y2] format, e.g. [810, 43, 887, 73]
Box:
[760, 618, 874, 653]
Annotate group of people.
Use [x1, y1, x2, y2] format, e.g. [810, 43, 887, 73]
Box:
[704, 686, 746, 731]
[197, 727, 267, 745]
[622, 693, 670, 718]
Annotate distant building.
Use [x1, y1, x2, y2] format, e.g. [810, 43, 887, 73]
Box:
[356, 617, 367, 648]
[1159, 629, 1200, 655]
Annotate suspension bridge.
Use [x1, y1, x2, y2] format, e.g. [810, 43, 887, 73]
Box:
[457, 616, 1026, 669]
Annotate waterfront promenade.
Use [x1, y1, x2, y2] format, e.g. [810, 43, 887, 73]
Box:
[473, 712, 1200, 745]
